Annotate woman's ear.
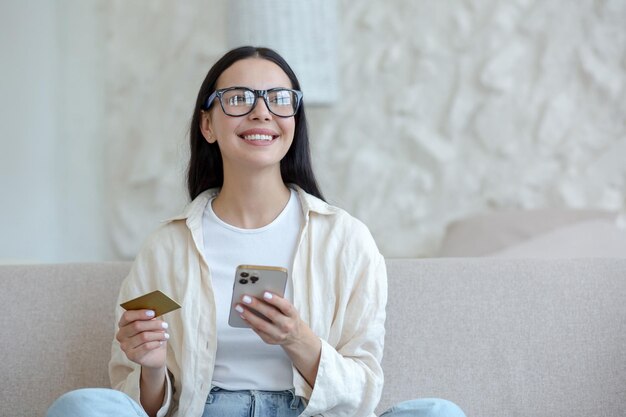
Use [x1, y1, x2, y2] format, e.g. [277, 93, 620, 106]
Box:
[199, 111, 217, 144]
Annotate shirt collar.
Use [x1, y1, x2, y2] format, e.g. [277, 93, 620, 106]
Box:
[163, 184, 336, 225]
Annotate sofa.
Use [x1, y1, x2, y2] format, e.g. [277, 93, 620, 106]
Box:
[1, 258, 625, 417]
[437, 208, 626, 258]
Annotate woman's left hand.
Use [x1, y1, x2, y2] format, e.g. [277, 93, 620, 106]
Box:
[235, 291, 305, 346]
[236, 291, 322, 386]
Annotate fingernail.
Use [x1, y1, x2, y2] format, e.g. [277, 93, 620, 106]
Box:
[263, 292, 273, 300]
[242, 295, 252, 304]
[164, 333, 170, 340]
[146, 310, 155, 318]
[235, 304, 244, 313]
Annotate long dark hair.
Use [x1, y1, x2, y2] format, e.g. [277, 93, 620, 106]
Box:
[187, 46, 325, 201]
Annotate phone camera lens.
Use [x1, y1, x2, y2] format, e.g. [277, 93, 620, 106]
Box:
[240, 272, 249, 278]
[239, 278, 248, 284]
[250, 276, 259, 283]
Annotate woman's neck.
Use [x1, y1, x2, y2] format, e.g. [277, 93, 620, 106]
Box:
[212, 171, 291, 229]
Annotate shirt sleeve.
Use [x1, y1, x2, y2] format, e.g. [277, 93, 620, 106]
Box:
[300, 252, 388, 417]
[108, 234, 173, 417]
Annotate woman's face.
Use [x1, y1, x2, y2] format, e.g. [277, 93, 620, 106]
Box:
[201, 58, 296, 176]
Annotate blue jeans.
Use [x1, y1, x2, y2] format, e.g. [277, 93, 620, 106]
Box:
[203, 386, 305, 416]
[46, 388, 148, 417]
[379, 398, 467, 417]
[46, 387, 466, 417]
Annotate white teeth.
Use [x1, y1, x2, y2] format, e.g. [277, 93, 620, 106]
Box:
[242, 134, 274, 141]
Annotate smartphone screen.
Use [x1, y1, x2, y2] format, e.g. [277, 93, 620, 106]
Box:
[228, 265, 288, 328]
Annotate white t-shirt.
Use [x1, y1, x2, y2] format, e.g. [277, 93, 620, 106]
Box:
[201, 189, 303, 391]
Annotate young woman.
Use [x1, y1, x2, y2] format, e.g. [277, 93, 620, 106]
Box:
[46, 46, 466, 417]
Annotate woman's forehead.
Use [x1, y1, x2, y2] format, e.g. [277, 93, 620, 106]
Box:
[216, 58, 293, 90]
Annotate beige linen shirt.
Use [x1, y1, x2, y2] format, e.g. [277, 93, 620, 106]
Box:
[109, 186, 387, 417]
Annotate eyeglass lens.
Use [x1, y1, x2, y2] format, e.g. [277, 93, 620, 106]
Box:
[220, 89, 298, 117]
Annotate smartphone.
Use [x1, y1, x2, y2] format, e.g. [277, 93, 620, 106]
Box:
[228, 265, 288, 328]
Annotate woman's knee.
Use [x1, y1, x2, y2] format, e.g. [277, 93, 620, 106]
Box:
[380, 398, 466, 417]
[46, 388, 147, 417]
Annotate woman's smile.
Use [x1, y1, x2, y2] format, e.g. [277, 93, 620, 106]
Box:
[237, 128, 280, 145]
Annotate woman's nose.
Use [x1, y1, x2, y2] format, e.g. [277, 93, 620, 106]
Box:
[248, 97, 272, 120]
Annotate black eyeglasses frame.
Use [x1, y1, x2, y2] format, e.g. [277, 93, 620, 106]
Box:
[202, 86, 303, 118]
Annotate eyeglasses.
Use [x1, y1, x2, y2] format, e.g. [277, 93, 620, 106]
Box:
[203, 87, 303, 118]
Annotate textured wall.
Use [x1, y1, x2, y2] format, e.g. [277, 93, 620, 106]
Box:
[105, 0, 226, 257]
[105, 0, 626, 258]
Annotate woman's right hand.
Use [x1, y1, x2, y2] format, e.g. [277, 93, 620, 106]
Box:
[116, 309, 169, 370]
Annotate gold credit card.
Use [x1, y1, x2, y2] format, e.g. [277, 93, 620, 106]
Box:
[120, 290, 181, 317]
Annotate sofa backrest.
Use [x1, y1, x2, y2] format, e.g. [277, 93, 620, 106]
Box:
[380, 258, 626, 416]
[1, 259, 625, 417]
[0, 262, 129, 417]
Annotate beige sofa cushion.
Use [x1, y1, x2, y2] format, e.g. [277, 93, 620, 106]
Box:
[380, 258, 626, 416]
[0, 262, 129, 417]
[489, 218, 626, 257]
[437, 209, 616, 256]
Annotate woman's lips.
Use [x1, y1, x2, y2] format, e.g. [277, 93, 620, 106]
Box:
[241, 133, 274, 141]
[238, 128, 279, 143]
